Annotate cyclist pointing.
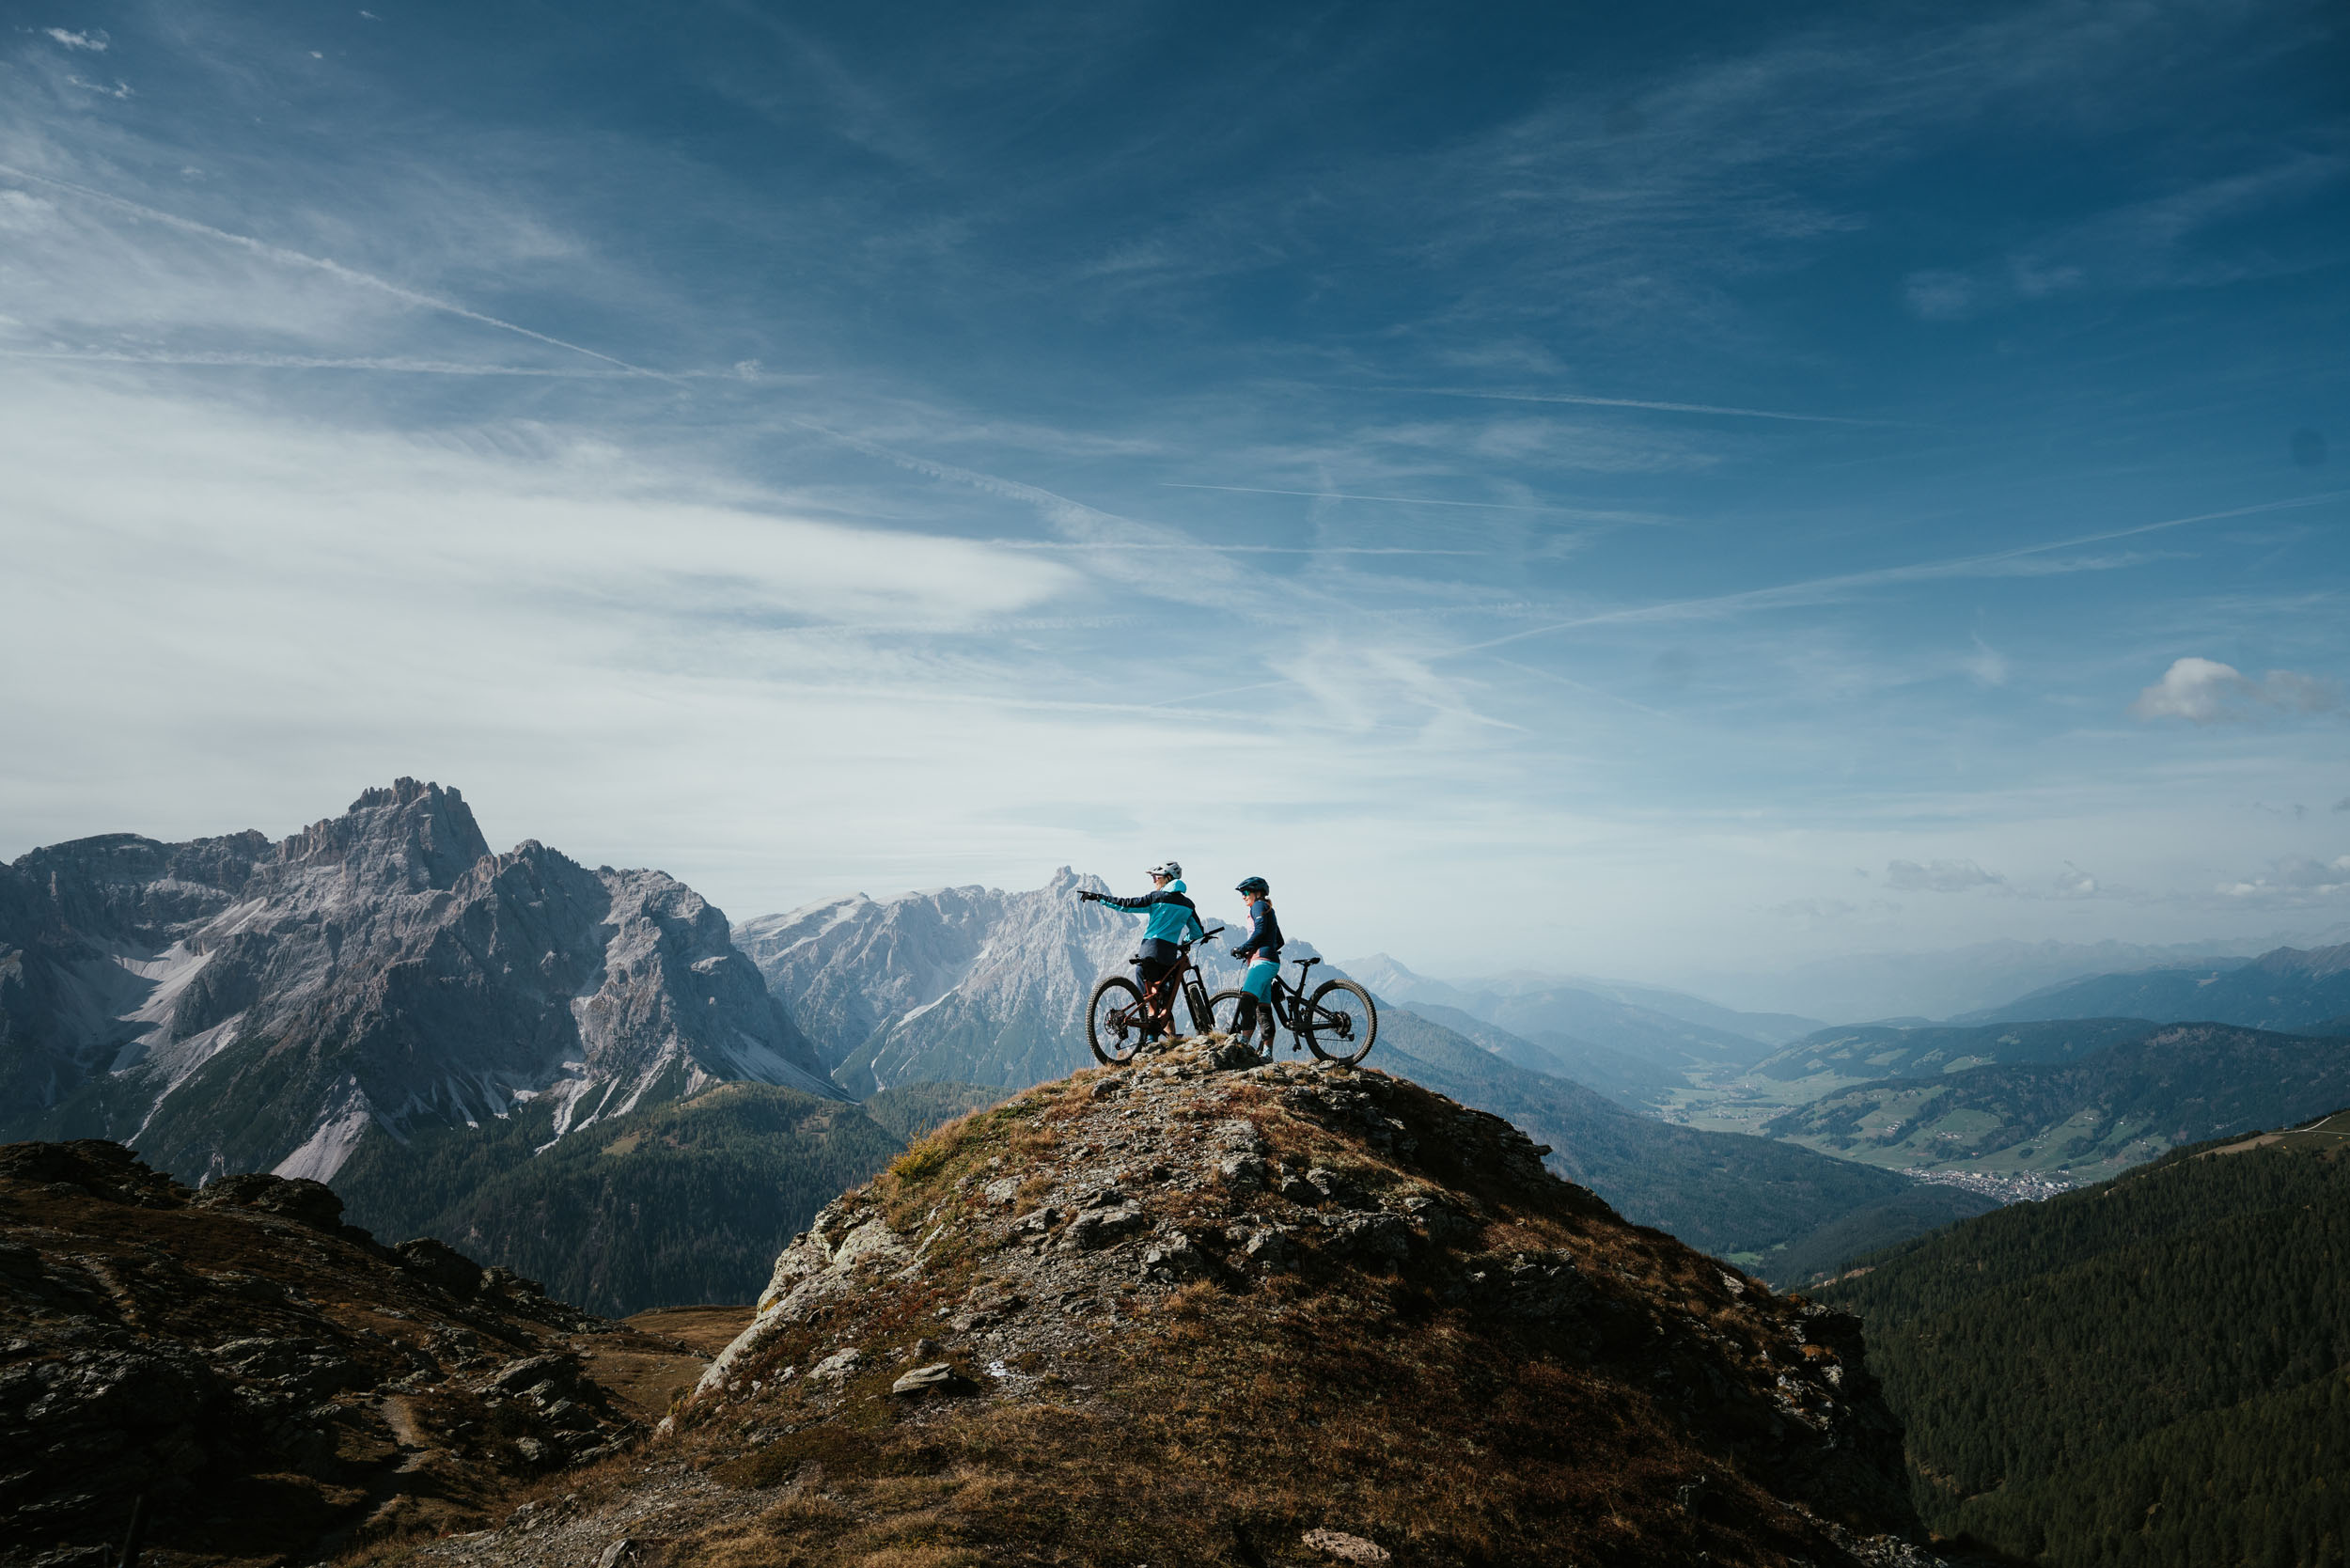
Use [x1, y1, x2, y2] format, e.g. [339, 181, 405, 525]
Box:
[1080, 862, 1204, 1039]
[1228, 875, 1283, 1047]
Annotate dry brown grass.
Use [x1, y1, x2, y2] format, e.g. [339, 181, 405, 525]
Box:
[636, 1058, 1917, 1567]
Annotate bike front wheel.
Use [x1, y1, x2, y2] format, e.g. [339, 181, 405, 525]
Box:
[1205, 989, 1272, 1059]
[1302, 978, 1378, 1065]
[1087, 976, 1150, 1065]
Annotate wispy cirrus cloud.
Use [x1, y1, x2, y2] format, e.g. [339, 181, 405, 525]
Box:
[0, 163, 647, 370]
[1904, 151, 2350, 321]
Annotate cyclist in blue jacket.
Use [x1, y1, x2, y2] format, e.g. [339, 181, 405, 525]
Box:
[1228, 876, 1282, 1046]
[1079, 861, 1204, 1038]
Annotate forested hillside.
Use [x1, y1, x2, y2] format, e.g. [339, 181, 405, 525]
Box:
[334, 1082, 903, 1314]
[859, 1079, 1008, 1142]
[1819, 1115, 2350, 1566]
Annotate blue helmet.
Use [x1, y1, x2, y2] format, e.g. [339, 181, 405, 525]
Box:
[1235, 876, 1269, 897]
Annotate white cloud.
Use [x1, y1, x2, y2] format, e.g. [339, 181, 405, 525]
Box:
[2130, 657, 2342, 723]
[2051, 863, 2098, 899]
[1885, 858, 2004, 892]
[43, 27, 107, 51]
[2218, 855, 2350, 900]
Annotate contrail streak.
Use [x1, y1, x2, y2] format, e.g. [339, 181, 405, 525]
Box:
[0, 163, 651, 373]
[1491, 657, 1674, 719]
[1345, 384, 1906, 427]
[1, 349, 640, 377]
[986, 539, 1482, 556]
[1160, 481, 1626, 516]
[1443, 490, 2350, 657]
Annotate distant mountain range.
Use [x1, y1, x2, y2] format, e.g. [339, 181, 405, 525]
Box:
[1686, 935, 2309, 1024]
[1958, 940, 2350, 1030]
[0, 779, 836, 1187]
[733, 870, 1269, 1094]
[39, 782, 2331, 1311]
[1750, 1017, 2163, 1084]
[1765, 1022, 2350, 1184]
[1376, 997, 1684, 1108]
[1340, 952, 1802, 1079]
[728, 879, 1990, 1273]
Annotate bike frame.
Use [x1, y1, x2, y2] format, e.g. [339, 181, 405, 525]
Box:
[1255, 957, 1347, 1037]
[1136, 926, 1224, 1035]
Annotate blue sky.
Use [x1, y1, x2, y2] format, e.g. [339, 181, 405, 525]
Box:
[2, 0, 2345, 986]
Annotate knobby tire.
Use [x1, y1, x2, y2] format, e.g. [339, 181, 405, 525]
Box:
[1303, 978, 1378, 1064]
[1087, 975, 1149, 1065]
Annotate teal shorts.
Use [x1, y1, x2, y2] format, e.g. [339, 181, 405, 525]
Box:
[1243, 959, 1278, 1000]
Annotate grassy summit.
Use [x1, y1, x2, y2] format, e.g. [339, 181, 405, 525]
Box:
[407, 1037, 1936, 1567]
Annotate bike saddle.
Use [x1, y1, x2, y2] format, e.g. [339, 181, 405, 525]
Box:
[1295, 955, 1322, 971]
[1127, 953, 1142, 964]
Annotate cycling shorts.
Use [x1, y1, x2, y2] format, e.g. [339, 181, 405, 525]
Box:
[1242, 958, 1278, 1000]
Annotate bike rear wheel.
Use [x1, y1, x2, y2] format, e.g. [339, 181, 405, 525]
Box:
[1302, 978, 1378, 1064]
[1206, 988, 1273, 1059]
[1087, 976, 1150, 1065]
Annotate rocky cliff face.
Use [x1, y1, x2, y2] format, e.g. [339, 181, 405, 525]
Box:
[0, 780, 834, 1185]
[737, 869, 1279, 1094]
[398, 1037, 1942, 1568]
[0, 1138, 698, 1568]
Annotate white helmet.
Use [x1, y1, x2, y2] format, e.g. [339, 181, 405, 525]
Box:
[1150, 861, 1182, 879]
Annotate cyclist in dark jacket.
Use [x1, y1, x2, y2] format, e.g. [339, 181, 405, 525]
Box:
[1228, 876, 1282, 1045]
[1079, 861, 1203, 1038]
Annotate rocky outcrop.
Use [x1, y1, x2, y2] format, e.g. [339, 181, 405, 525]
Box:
[0, 1138, 688, 1568]
[404, 1038, 1941, 1568]
[0, 779, 836, 1184]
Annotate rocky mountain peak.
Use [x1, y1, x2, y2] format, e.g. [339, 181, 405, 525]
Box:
[272, 776, 491, 894]
[3, 781, 833, 1189]
[427, 1037, 1935, 1568]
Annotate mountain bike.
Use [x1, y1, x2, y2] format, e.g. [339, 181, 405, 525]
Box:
[1085, 924, 1226, 1066]
[1207, 956, 1378, 1065]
